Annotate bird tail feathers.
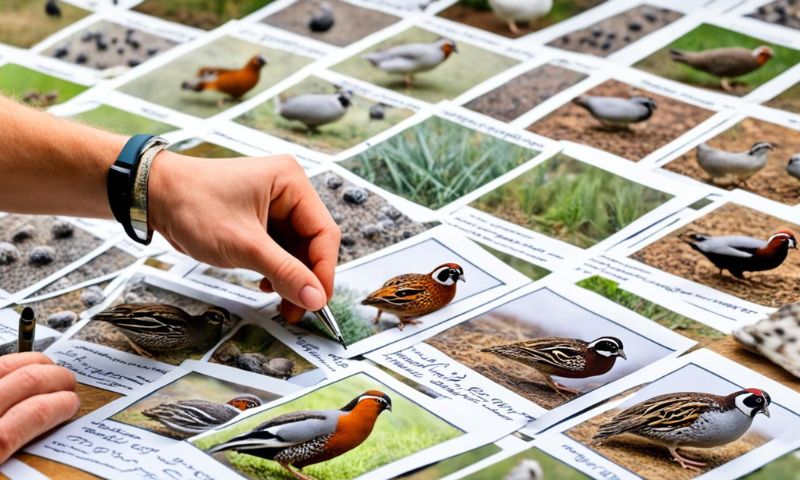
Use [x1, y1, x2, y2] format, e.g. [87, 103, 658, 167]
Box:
[181, 80, 205, 92]
[572, 95, 590, 109]
[362, 53, 381, 66]
[669, 49, 688, 63]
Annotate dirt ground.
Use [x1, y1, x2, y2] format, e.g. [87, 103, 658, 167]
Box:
[426, 313, 579, 410]
[464, 63, 588, 122]
[527, 80, 713, 161]
[548, 5, 682, 57]
[663, 118, 800, 205]
[261, 0, 399, 47]
[631, 203, 800, 308]
[747, 1, 800, 30]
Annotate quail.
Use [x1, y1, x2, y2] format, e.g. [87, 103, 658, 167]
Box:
[669, 46, 774, 92]
[363, 38, 458, 88]
[788, 154, 800, 180]
[45, 0, 61, 17]
[276, 88, 353, 131]
[695, 141, 773, 186]
[572, 95, 657, 129]
[684, 230, 797, 279]
[181, 55, 268, 107]
[143, 394, 262, 436]
[489, 0, 552, 34]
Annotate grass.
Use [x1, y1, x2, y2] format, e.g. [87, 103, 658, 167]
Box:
[462, 447, 589, 479]
[133, 0, 274, 30]
[341, 116, 537, 210]
[399, 443, 502, 480]
[472, 155, 673, 248]
[767, 80, 800, 114]
[743, 450, 800, 479]
[170, 138, 242, 158]
[193, 373, 463, 480]
[215, 324, 315, 378]
[0, 64, 87, 106]
[477, 243, 550, 281]
[302, 285, 375, 345]
[235, 76, 413, 154]
[332, 27, 519, 103]
[635, 23, 800, 96]
[118, 35, 312, 118]
[0, 0, 88, 48]
[70, 104, 176, 136]
[576, 275, 726, 345]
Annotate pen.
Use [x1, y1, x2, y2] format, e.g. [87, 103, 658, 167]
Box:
[17, 307, 36, 353]
[313, 305, 347, 350]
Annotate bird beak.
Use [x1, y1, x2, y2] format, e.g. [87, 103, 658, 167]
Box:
[386, 404, 392, 413]
[458, 276, 466, 282]
[761, 404, 770, 418]
[619, 350, 627, 360]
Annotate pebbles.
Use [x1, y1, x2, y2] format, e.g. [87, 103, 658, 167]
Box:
[343, 187, 369, 205]
[325, 174, 343, 190]
[11, 224, 35, 243]
[214, 342, 242, 363]
[29, 246, 56, 265]
[47, 310, 78, 330]
[51, 220, 75, 239]
[236, 352, 269, 373]
[80, 286, 105, 307]
[0, 243, 19, 265]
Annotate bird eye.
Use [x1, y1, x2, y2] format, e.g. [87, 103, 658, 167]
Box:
[756, 398, 762, 403]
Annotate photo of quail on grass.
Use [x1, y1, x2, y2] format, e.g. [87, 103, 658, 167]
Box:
[111, 371, 280, 440]
[631, 203, 800, 308]
[461, 446, 589, 480]
[133, 0, 275, 30]
[0, 0, 88, 48]
[634, 24, 800, 96]
[193, 373, 462, 480]
[68, 103, 177, 136]
[235, 76, 414, 154]
[425, 287, 675, 410]
[118, 35, 312, 118]
[0, 64, 87, 109]
[663, 118, 800, 205]
[341, 116, 538, 210]
[332, 26, 519, 103]
[470, 154, 674, 248]
[527, 79, 713, 161]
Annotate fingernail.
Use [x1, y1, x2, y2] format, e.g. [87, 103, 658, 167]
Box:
[299, 285, 326, 311]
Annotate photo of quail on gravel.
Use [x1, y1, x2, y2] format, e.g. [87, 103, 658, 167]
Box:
[28, 247, 136, 298]
[461, 446, 589, 480]
[662, 117, 800, 206]
[747, 1, 800, 31]
[68, 104, 177, 136]
[527, 79, 713, 161]
[235, 76, 414, 154]
[463, 63, 588, 122]
[260, 0, 399, 47]
[0, 64, 87, 109]
[634, 23, 800, 96]
[566, 364, 787, 480]
[111, 371, 281, 440]
[133, 0, 275, 30]
[73, 277, 241, 365]
[426, 287, 674, 410]
[13, 282, 110, 333]
[631, 203, 800, 308]
[310, 172, 434, 264]
[0, 0, 88, 48]
[547, 5, 682, 57]
[169, 138, 242, 158]
[0, 215, 104, 295]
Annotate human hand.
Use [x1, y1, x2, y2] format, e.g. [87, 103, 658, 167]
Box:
[0, 353, 80, 463]
[148, 153, 340, 324]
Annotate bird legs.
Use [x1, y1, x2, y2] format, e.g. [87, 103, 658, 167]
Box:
[720, 78, 733, 92]
[544, 375, 579, 398]
[668, 447, 706, 471]
[403, 73, 414, 89]
[280, 462, 314, 480]
[507, 19, 520, 35]
[397, 317, 421, 331]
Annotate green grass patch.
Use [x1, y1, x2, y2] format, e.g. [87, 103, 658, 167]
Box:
[767, 80, 800, 114]
[333, 26, 518, 102]
[472, 155, 672, 248]
[134, 0, 274, 30]
[70, 104, 176, 136]
[400, 443, 502, 479]
[0, 64, 87, 106]
[576, 275, 726, 345]
[0, 0, 88, 48]
[743, 450, 800, 479]
[193, 374, 462, 480]
[302, 285, 375, 345]
[477, 243, 549, 281]
[462, 447, 589, 479]
[635, 23, 800, 96]
[341, 116, 536, 209]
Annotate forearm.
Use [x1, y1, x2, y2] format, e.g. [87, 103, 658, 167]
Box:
[0, 95, 127, 218]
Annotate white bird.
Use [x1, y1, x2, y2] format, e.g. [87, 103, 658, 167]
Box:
[489, 0, 552, 35]
[309, 1, 334, 33]
[276, 88, 353, 131]
[363, 38, 457, 88]
[788, 154, 800, 181]
[504, 458, 544, 480]
[695, 141, 773, 186]
[572, 95, 657, 129]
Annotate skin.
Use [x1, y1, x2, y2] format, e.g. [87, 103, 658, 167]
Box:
[0, 94, 340, 459]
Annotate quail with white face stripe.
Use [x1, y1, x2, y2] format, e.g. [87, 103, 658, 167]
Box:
[684, 230, 797, 280]
[695, 141, 773, 186]
[363, 38, 458, 88]
[572, 95, 657, 129]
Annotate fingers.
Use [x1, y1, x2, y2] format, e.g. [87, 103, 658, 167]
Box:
[0, 391, 80, 463]
[0, 364, 77, 417]
[306, 225, 339, 299]
[0, 352, 53, 379]
[280, 300, 306, 325]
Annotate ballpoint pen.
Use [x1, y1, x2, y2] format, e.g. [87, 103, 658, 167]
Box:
[17, 307, 36, 353]
[314, 305, 347, 350]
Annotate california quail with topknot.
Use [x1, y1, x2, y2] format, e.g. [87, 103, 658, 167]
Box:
[670, 46, 774, 92]
[363, 38, 458, 88]
[683, 230, 797, 280]
[143, 394, 262, 437]
[695, 142, 773, 186]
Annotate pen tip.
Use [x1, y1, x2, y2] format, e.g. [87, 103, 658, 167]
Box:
[338, 335, 348, 350]
[21, 307, 35, 321]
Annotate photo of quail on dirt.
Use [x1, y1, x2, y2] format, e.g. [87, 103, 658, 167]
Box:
[133, 0, 275, 30]
[68, 103, 177, 136]
[0, 0, 88, 48]
[662, 117, 800, 206]
[527, 79, 713, 161]
[631, 203, 800, 308]
[566, 363, 791, 480]
[425, 287, 675, 410]
[0, 64, 87, 109]
[634, 23, 800, 96]
[261, 0, 400, 47]
[461, 445, 589, 479]
[746, 1, 800, 31]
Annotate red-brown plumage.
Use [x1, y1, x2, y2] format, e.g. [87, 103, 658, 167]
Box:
[685, 229, 797, 279]
[182, 54, 267, 100]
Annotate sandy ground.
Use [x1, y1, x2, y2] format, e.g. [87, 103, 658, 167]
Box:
[548, 6, 682, 57]
[631, 203, 800, 308]
[464, 64, 588, 122]
[663, 117, 800, 205]
[747, 1, 800, 30]
[528, 80, 713, 161]
[261, 0, 399, 47]
[0, 1, 88, 48]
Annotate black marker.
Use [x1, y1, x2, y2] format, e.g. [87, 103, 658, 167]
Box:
[17, 307, 36, 353]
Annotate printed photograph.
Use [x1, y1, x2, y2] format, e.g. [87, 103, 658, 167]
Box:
[199, 266, 262, 292]
[29, 246, 136, 297]
[746, 2, 800, 32]
[42, 20, 178, 71]
[478, 242, 550, 281]
[133, 0, 274, 30]
[193, 373, 463, 480]
[566, 364, 791, 479]
[0, 64, 87, 109]
[437, 0, 605, 39]
[73, 276, 241, 364]
[743, 448, 800, 479]
[118, 35, 312, 118]
[765, 80, 800, 114]
[111, 371, 282, 440]
[169, 137, 243, 158]
[68, 104, 177, 136]
[663, 118, 800, 205]
[470, 154, 674, 248]
[0, 215, 104, 295]
[13, 281, 110, 333]
[398, 443, 502, 480]
[426, 287, 675, 409]
[631, 203, 800, 308]
[462, 446, 589, 479]
[311, 172, 435, 264]
[463, 63, 588, 122]
[547, 5, 682, 57]
[211, 323, 315, 381]
[634, 24, 800, 96]
[261, 0, 399, 47]
[340, 116, 538, 210]
[234, 76, 414, 154]
[0, 0, 88, 48]
[332, 26, 519, 103]
[527, 79, 713, 161]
